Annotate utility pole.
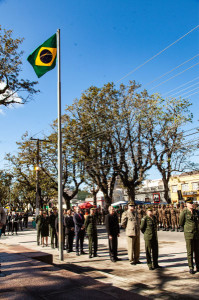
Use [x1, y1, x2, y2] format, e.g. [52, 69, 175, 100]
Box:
[30, 138, 50, 216]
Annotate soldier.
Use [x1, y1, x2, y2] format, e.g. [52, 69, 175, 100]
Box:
[84, 208, 98, 258]
[137, 205, 143, 225]
[166, 204, 171, 231]
[170, 204, 177, 231]
[179, 197, 199, 274]
[36, 209, 43, 245]
[153, 205, 159, 230]
[158, 204, 163, 230]
[121, 202, 141, 265]
[105, 206, 120, 262]
[162, 205, 167, 231]
[49, 207, 58, 248]
[140, 207, 162, 270]
[64, 209, 75, 253]
[0, 206, 6, 277]
[179, 203, 185, 232]
[176, 204, 180, 231]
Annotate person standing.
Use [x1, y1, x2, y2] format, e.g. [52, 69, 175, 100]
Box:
[18, 212, 23, 231]
[105, 206, 120, 262]
[36, 209, 43, 245]
[121, 202, 140, 265]
[84, 208, 98, 258]
[141, 207, 162, 270]
[40, 211, 49, 247]
[0, 205, 6, 277]
[49, 207, 58, 248]
[179, 197, 199, 274]
[23, 211, 28, 228]
[12, 212, 19, 235]
[73, 206, 85, 256]
[64, 209, 75, 253]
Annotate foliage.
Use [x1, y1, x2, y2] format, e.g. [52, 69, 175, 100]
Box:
[0, 25, 39, 106]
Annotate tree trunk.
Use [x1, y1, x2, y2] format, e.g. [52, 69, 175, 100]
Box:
[126, 185, 135, 204]
[103, 193, 112, 212]
[162, 178, 171, 204]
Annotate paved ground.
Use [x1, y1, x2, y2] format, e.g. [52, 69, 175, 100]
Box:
[1, 225, 199, 299]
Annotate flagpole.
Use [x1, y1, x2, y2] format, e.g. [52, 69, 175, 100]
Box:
[57, 28, 63, 261]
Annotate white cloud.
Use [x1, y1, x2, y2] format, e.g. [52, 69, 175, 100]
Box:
[0, 81, 22, 112]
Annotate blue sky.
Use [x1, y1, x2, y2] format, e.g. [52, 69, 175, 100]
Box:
[0, 0, 199, 179]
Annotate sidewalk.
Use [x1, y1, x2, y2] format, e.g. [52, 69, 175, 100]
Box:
[0, 243, 146, 300]
[1, 226, 199, 299]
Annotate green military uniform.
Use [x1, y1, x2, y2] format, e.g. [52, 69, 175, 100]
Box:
[36, 211, 43, 245]
[140, 210, 159, 269]
[179, 200, 199, 273]
[84, 211, 97, 258]
[49, 211, 58, 248]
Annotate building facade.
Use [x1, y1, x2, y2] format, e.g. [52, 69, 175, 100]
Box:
[169, 171, 199, 203]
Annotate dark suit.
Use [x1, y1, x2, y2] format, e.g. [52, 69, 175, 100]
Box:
[73, 213, 85, 253]
[105, 213, 120, 260]
[64, 215, 75, 252]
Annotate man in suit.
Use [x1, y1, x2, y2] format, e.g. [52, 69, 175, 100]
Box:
[105, 206, 120, 262]
[73, 206, 85, 256]
[0, 205, 6, 277]
[84, 208, 98, 258]
[64, 209, 75, 253]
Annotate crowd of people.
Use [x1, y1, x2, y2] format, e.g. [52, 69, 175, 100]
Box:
[0, 211, 29, 237]
[35, 199, 199, 274]
[0, 199, 199, 276]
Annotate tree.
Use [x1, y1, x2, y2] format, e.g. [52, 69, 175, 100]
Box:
[149, 96, 193, 203]
[0, 26, 39, 107]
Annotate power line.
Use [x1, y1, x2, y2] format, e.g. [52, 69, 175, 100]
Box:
[149, 62, 199, 91]
[175, 86, 199, 98]
[163, 76, 199, 96]
[167, 81, 199, 98]
[116, 24, 199, 83]
[143, 54, 199, 88]
[184, 90, 199, 98]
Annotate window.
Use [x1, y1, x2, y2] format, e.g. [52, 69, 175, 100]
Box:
[181, 183, 189, 192]
[192, 182, 199, 191]
[172, 185, 178, 193]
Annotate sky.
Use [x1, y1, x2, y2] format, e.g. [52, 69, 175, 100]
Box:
[0, 0, 199, 179]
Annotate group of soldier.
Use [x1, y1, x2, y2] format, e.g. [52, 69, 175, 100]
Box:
[35, 199, 199, 274]
[116, 203, 194, 232]
[0, 211, 28, 237]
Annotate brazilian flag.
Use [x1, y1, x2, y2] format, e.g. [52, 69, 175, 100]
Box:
[27, 33, 57, 78]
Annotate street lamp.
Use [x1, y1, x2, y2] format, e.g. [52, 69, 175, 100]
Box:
[34, 165, 40, 216]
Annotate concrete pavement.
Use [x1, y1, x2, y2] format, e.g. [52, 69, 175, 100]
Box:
[1, 225, 199, 299]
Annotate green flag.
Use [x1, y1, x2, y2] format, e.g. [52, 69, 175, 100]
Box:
[27, 33, 57, 78]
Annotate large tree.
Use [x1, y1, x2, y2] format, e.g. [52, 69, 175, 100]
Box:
[0, 26, 38, 107]
[148, 96, 193, 203]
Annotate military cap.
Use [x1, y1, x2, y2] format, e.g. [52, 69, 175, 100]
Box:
[147, 207, 153, 211]
[128, 201, 135, 206]
[185, 197, 193, 204]
[90, 207, 96, 211]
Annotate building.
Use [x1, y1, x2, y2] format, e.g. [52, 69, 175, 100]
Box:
[169, 171, 199, 203]
[135, 179, 167, 203]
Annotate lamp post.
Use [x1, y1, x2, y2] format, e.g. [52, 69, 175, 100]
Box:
[35, 165, 40, 217]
